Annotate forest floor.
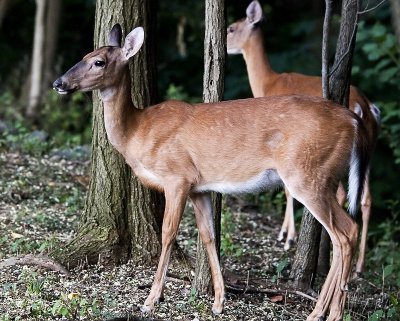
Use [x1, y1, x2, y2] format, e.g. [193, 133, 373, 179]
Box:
[0, 148, 397, 321]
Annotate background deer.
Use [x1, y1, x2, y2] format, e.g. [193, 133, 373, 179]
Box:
[53, 24, 370, 321]
[227, 0, 380, 274]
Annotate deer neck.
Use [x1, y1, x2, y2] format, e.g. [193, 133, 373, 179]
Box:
[100, 68, 139, 156]
[242, 30, 277, 98]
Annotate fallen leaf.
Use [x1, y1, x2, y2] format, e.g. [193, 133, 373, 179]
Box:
[270, 295, 284, 303]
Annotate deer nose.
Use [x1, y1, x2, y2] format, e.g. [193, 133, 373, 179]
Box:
[52, 78, 64, 90]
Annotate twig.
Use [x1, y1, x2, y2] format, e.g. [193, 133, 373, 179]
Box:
[358, 0, 387, 15]
[0, 254, 70, 275]
[244, 270, 250, 294]
[293, 290, 318, 302]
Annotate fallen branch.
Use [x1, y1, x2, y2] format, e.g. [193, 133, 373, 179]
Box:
[0, 254, 70, 275]
[225, 283, 318, 302]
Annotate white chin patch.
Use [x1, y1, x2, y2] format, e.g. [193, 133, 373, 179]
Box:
[227, 48, 243, 55]
[54, 89, 69, 95]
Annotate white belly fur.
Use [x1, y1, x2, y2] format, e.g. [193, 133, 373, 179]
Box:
[194, 169, 283, 194]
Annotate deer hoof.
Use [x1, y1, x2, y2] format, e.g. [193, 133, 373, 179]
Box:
[212, 304, 223, 315]
[140, 303, 154, 314]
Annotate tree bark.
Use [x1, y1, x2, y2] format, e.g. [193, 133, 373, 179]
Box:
[53, 0, 163, 268]
[390, 0, 400, 48]
[27, 0, 47, 119]
[0, 0, 10, 31]
[329, 0, 359, 107]
[25, 0, 61, 120]
[43, 0, 61, 89]
[317, 0, 333, 278]
[194, 0, 225, 294]
[290, 0, 359, 291]
[290, 209, 321, 290]
[317, 229, 331, 276]
[322, 0, 332, 99]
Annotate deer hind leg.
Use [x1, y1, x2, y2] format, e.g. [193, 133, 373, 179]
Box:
[300, 194, 358, 321]
[141, 183, 189, 313]
[190, 192, 225, 314]
[355, 175, 371, 275]
[278, 186, 296, 250]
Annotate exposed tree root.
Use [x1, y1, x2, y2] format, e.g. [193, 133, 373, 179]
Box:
[0, 254, 70, 275]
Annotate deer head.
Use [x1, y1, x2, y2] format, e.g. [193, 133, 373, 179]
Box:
[53, 24, 144, 95]
[227, 0, 263, 54]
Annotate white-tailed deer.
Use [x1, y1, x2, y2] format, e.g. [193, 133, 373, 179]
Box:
[227, 0, 380, 274]
[54, 24, 370, 321]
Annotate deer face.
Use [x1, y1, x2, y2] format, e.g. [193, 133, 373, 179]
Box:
[53, 25, 144, 94]
[53, 47, 124, 94]
[226, 0, 263, 55]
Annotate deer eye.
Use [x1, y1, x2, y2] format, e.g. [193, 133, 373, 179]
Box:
[228, 26, 235, 33]
[94, 60, 105, 67]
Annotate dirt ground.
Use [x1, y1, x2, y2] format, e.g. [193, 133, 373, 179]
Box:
[0, 150, 395, 320]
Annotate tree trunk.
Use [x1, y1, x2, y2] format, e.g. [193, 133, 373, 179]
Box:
[194, 0, 225, 294]
[317, 0, 333, 278]
[43, 0, 61, 90]
[25, 0, 61, 120]
[290, 209, 321, 289]
[390, 0, 400, 47]
[317, 229, 331, 276]
[290, 0, 359, 291]
[0, 0, 10, 31]
[27, 0, 47, 119]
[53, 0, 163, 268]
[329, 0, 359, 107]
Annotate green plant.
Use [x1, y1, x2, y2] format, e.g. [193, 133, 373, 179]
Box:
[271, 258, 288, 284]
[0, 121, 51, 156]
[364, 207, 400, 321]
[51, 293, 101, 319]
[42, 90, 92, 146]
[343, 313, 352, 321]
[353, 20, 400, 165]
[220, 205, 243, 257]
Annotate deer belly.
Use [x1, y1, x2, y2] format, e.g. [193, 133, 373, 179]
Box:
[194, 169, 282, 194]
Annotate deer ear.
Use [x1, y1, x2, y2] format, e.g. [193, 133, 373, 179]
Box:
[109, 24, 122, 47]
[246, 1, 263, 25]
[122, 27, 144, 60]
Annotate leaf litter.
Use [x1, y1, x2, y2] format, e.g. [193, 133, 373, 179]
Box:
[0, 150, 395, 321]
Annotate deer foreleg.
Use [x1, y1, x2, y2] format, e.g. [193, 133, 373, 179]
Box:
[141, 183, 189, 313]
[355, 176, 371, 275]
[278, 187, 296, 250]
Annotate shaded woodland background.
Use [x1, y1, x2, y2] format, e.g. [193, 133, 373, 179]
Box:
[0, 0, 400, 216]
[0, 0, 399, 268]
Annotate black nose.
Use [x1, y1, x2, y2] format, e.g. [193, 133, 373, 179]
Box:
[53, 78, 64, 90]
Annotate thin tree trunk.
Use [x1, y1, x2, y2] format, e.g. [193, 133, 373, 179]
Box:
[43, 0, 61, 89]
[290, 0, 359, 291]
[27, 0, 47, 119]
[322, 0, 332, 99]
[53, 0, 163, 268]
[390, 0, 400, 49]
[329, 0, 359, 106]
[194, 0, 225, 294]
[317, 0, 333, 277]
[317, 230, 331, 276]
[290, 209, 321, 290]
[0, 0, 10, 31]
